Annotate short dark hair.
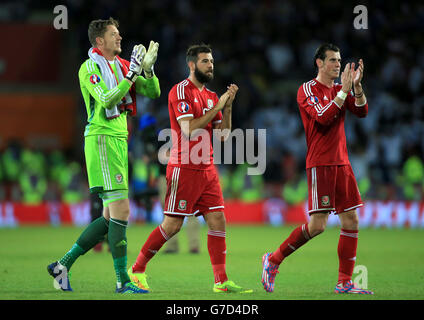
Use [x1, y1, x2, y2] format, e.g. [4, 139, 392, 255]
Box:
[313, 43, 340, 70]
[186, 44, 212, 63]
[88, 17, 119, 47]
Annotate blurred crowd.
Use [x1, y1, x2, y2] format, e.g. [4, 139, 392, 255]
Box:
[1, 0, 424, 205]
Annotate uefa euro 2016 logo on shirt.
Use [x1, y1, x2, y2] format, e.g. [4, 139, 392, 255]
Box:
[89, 74, 101, 85]
[307, 95, 319, 106]
[177, 101, 190, 113]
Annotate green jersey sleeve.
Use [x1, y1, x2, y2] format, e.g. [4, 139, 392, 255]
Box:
[79, 59, 131, 110]
[135, 74, 161, 99]
[79, 59, 129, 138]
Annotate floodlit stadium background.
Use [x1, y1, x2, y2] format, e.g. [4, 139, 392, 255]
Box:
[0, 0, 424, 228]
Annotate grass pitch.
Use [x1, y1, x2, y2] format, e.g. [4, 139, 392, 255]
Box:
[0, 224, 423, 300]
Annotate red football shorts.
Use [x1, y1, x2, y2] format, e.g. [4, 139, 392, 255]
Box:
[306, 165, 363, 215]
[164, 165, 224, 217]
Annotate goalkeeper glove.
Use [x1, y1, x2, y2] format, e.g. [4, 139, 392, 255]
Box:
[142, 40, 159, 78]
[126, 44, 146, 83]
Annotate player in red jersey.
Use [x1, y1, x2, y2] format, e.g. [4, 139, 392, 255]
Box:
[262, 43, 373, 294]
[129, 44, 252, 293]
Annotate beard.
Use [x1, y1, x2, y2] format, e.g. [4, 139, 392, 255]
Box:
[104, 39, 121, 56]
[112, 45, 121, 56]
[194, 66, 213, 84]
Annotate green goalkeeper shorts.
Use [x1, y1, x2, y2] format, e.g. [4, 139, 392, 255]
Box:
[84, 134, 129, 194]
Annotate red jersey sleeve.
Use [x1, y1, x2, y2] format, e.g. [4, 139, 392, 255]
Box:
[169, 81, 194, 122]
[344, 89, 368, 118]
[297, 81, 342, 126]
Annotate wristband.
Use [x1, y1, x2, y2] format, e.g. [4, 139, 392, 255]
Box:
[355, 91, 364, 98]
[337, 90, 348, 100]
[125, 70, 138, 83]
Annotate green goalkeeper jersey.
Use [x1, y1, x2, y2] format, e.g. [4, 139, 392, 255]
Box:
[78, 59, 160, 139]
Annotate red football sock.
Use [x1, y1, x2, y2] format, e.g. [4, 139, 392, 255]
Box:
[207, 230, 228, 284]
[269, 224, 311, 265]
[337, 228, 358, 285]
[132, 225, 169, 273]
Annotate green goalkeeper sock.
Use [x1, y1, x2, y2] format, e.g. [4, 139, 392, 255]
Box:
[59, 216, 109, 271]
[59, 243, 85, 271]
[76, 216, 109, 250]
[108, 218, 130, 287]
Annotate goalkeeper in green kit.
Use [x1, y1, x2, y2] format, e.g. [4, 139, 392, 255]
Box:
[47, 17, 160, 294]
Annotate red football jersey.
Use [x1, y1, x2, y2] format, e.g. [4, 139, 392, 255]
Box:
[297, 78, 368, 169]
[168, 78, 222, 170]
